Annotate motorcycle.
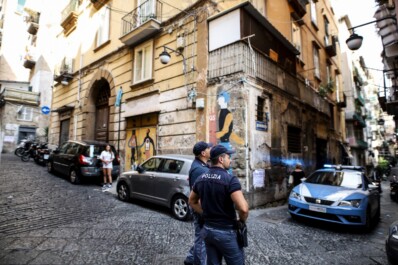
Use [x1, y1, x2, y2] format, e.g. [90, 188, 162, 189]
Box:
[391, 175, 398, 202]
[21, 143, 38, 162]
[34, 143, 50, 166]
[14, 139, 33, 157]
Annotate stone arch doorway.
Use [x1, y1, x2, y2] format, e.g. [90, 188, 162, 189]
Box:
[82, 69, 115, 142]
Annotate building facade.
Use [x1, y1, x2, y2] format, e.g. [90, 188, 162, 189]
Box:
[16, 0, 349, 207]
[0, 0, 51, 152]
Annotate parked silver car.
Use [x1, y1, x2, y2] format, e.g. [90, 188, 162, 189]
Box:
[117, 154, 194, 221]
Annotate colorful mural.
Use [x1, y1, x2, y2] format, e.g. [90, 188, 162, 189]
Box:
[126, 127, 156, 170]
[208, 89, 245, 174]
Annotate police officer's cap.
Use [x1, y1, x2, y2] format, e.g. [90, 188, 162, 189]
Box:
[193, 141, 213, 156]
[210, 145, 236, 159]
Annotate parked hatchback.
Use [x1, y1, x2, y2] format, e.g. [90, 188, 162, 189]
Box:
[117, 154, 194, 221]
[47, 140, 120, 184]
[386, 220, 398, 265]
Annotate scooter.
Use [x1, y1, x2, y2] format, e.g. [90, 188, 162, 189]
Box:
[390, 175, 398, 202]
[14, 139, 33, 157]
[21, 143, 38, 162]
[34, 143, 50, 166]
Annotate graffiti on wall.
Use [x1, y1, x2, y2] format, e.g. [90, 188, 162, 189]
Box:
[208, 89, 245, 173]
[126, 127, 156, 170]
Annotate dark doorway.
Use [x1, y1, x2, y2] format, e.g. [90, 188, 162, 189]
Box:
[316, 138, 327, 169]
[94, 79, 110, 142]
[59, 119, 70, 145]
[18, 126, 36, 143]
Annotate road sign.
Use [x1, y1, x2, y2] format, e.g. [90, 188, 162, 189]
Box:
[41, 106, 50, 115]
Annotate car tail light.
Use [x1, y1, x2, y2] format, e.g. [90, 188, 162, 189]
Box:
[78, 155, 91, 165]
[116, 154, 120, 163]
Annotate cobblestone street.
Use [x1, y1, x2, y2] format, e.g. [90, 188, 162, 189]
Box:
[0, 153, 397, 264]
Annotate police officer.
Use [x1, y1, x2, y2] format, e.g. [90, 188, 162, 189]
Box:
[189, 145, 249, 265]
[184, 141, 213, 265]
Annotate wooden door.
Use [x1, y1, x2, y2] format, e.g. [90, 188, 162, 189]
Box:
[95, 106, 109, 142]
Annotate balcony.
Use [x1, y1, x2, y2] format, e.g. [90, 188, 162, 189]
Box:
[288, 0, 309, 23]
[353, 113, 367, 128]
[0, 88, 40, 105]
[324, 35, 337, 57]
[386, 101, 398, 116]
[54, 58, 74, 85]
[90, 0, 109, 9]
[208, 41, 330, 116]
[352, 139, 369, 150]
[337, 93, 347, 108]
[60, 0, 79, 35]
[23, 59, 36, 69]
[25, 11, 40, 35]
[119, 0, 162, 46]
[23, 48, 36, 69]
[355, 94, 365, 106]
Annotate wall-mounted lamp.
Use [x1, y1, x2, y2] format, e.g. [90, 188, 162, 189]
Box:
[159, 46, 186, 74]
[61, 78, 69, 86]
[346, 16, 397, 50]
[60, 74, 73, 86]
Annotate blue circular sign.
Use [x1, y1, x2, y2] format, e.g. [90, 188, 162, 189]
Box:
[41, 106, 50, 115]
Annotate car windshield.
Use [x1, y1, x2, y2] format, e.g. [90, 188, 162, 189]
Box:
[305, 170, 363, 189]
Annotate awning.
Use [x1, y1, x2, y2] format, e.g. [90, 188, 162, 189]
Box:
[51, 104, 74, 113]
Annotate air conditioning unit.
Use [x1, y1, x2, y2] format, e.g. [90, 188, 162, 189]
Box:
[61, 57, 74, 74]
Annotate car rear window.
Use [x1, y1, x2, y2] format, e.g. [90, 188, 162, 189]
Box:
[83, 145, 117, 158]
[305, 170, 363, 189]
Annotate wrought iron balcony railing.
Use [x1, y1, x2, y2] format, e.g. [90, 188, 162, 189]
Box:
[208, 42, 330, 116]
[288, 0, 309, 20]
[121, 0, 162, 36]
[61, 0, 79, 23]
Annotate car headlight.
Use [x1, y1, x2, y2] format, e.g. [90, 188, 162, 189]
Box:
[389, 224, 398, 240]
[290, 191, 300, 200]
[338, 199, 361, 208]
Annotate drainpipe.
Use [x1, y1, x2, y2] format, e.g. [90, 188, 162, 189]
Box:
[243, 80, 250, 192]
[74, 53, 83, 140]
[78, 53, 83, 107]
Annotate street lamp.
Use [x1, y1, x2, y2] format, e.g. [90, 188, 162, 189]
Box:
[159, 46, 186, 74]
[346, 16, 397, 50]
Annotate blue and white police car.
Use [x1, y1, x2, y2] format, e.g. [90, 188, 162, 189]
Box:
[288, 165, 380, 231]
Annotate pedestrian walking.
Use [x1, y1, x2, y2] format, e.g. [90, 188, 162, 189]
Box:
[189, 145, 249, 265]
[289, 162, 305, 188]
[184, 141, 213, 265]
[100, 145, 114, 191]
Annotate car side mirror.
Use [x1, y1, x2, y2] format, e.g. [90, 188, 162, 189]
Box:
[300, 178, 306, 182]
[53, 148, 60, 154]
[136, 165, 145, 173]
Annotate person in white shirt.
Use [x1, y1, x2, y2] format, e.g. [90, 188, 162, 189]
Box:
[100, 145, 114, 190]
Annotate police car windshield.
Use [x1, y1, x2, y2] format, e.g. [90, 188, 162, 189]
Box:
[305, 171, 363, 189]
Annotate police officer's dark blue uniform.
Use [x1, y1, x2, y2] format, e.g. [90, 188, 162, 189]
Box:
[184, 141, 213, 265]
[189, 145, 249, 265]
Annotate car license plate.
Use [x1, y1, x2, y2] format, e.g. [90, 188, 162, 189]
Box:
[309, 205, 326, 213]
[44, 154, 49, 159]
